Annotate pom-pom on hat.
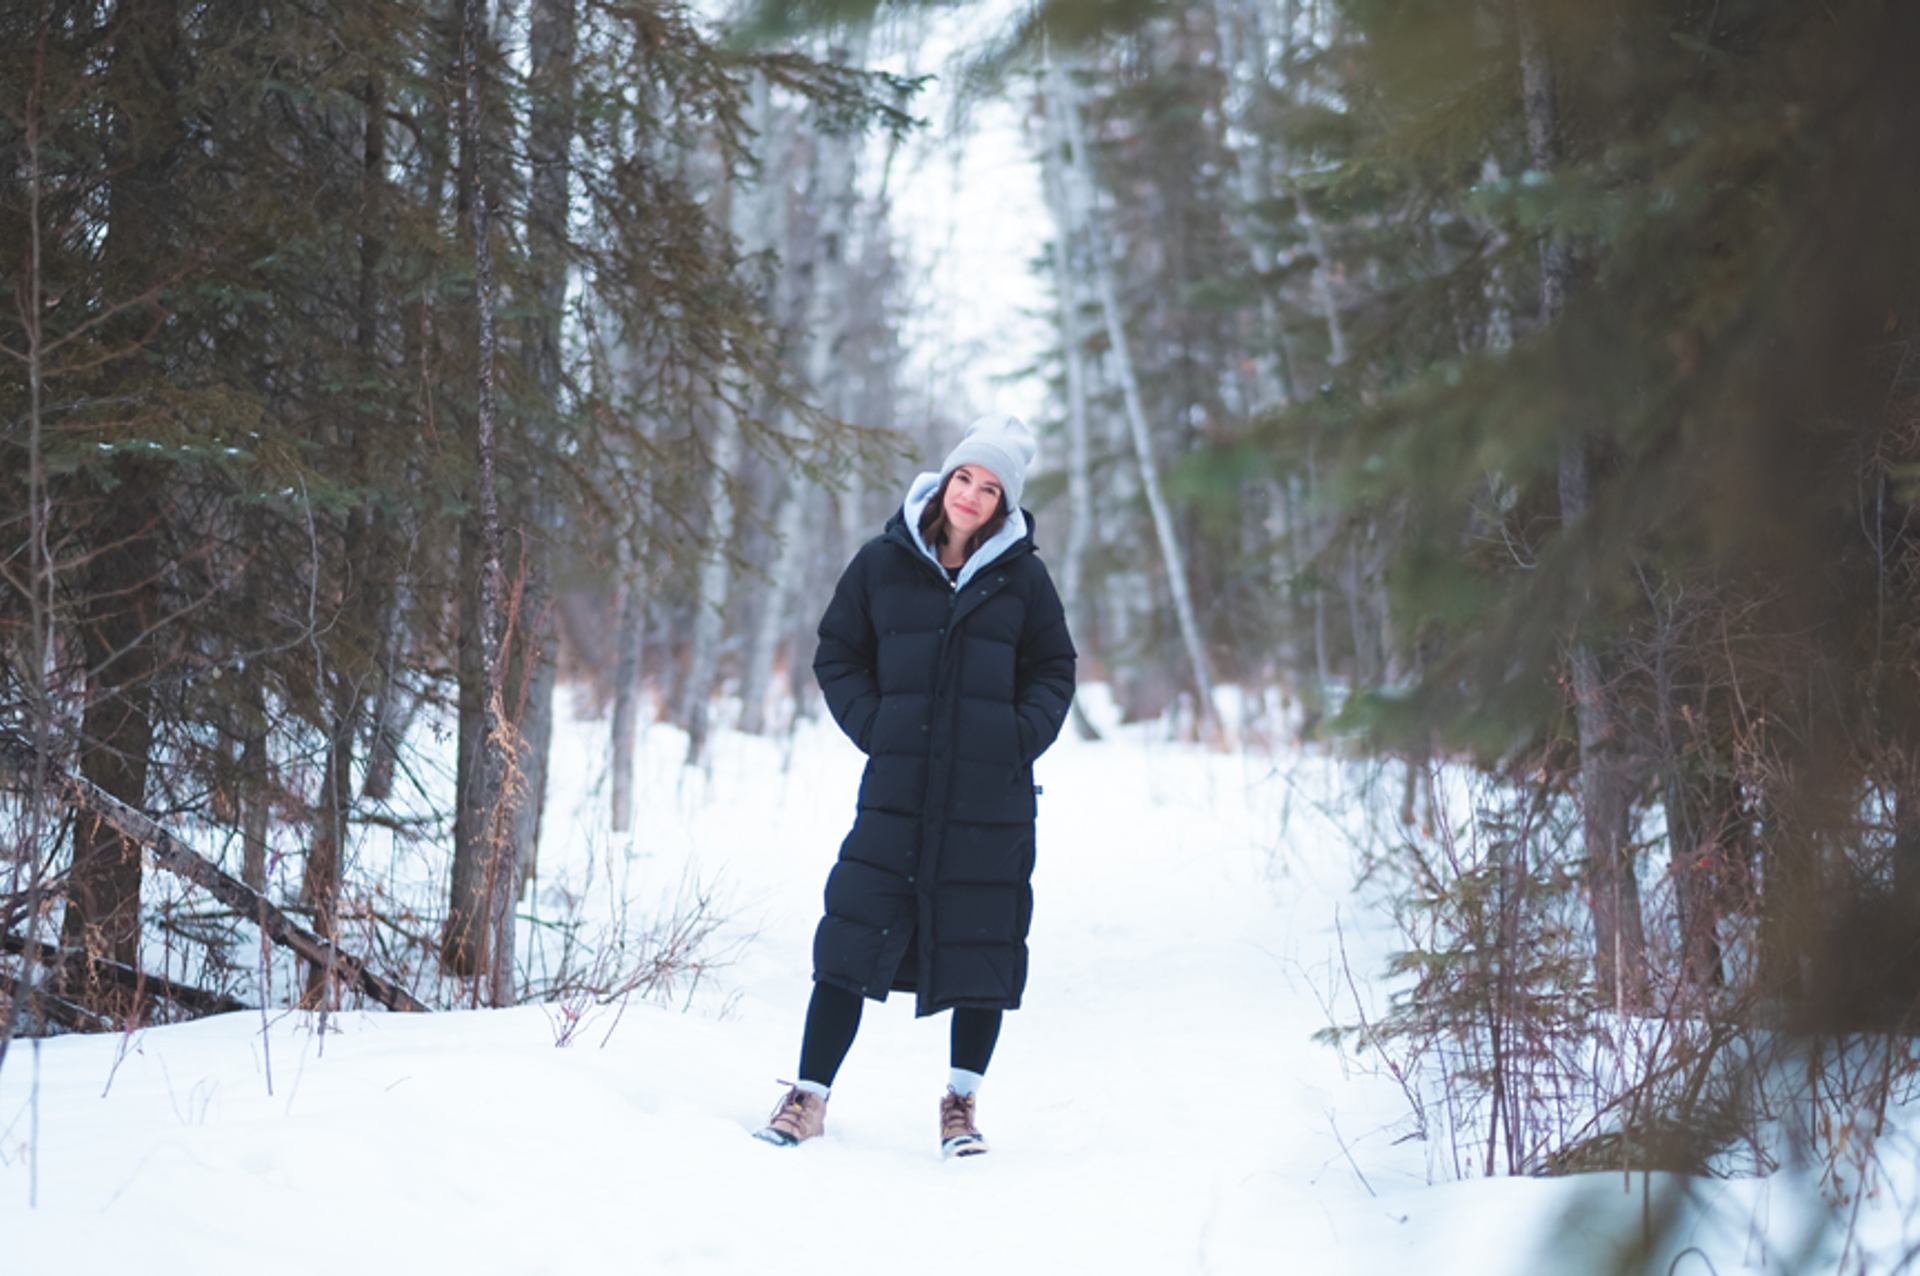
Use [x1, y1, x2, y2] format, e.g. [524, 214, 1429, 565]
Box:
[940, 413, 1037, 513]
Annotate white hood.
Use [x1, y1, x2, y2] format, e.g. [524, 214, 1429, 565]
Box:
[900, 470, 1029, 591]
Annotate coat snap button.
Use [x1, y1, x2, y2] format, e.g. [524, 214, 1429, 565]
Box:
[881, 927, 890, 936]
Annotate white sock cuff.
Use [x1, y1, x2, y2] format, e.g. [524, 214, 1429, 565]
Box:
[948, 1067, 985, 1098]
[795, 1079, 830, 1100]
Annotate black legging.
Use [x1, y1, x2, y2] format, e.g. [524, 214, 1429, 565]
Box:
[797, 980, 1002, 1089]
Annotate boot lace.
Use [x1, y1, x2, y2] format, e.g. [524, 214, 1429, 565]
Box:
[940, 1089, 979, 1141]
[768, 1082, 818, 1137]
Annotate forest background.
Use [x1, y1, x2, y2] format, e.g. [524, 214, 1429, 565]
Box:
[5, 0, 1920, 1240]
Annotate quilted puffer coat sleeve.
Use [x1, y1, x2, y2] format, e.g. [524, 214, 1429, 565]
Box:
[813, 544, 882, 752]
[1014, 563, 1077, 764]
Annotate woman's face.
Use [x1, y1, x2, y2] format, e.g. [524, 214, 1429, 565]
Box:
[942, 464, 1003, 541]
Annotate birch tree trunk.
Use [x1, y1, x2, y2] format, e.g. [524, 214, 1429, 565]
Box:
[610, 564, 648, 835]
[679, 100, 778, 765]
[605, 301, 654, 835]
[1514, 0, 1648, 1010]
[1258, 1, 1349, 375]
[681, 405, 740, 768]
[1212, 0, 1288, 410]
[1037, 90, 1102, 740]
[742, 55, 846, 736]
[1050, 56, 1226, 745]
[737, 79, 791, 736]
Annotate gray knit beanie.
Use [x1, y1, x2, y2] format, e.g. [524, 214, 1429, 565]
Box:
[939, 413, 1037, 512]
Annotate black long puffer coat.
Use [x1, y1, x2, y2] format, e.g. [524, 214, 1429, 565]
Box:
[810, 507, 1076, 1016]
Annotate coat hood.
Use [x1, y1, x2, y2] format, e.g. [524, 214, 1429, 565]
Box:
[892, 470, 1032, 591]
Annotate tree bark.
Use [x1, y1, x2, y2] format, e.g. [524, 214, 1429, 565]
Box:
[1212, 0, 1291, 409]
[55, 0, 181, 1019]
[301, 696, 356, 1006]
[740, 69, 814, 738]
[360, 574, 413, 802]
[502, 0, 576, 896]
[55, 506, 160, 1023]
[600, 315, 654, 833]
[1037, 91, 1102, 741]
[443, 0, 517, 1005]
[1514, 0, 1648, 1009]
[681, 404, 741, 768]
[302, 70, 393, 1007]
[610, 572, 647, 834]
[1896, 762, 1920, 905]
[1050, 56, 1226, 745]
[239, 716, 271, 892]
[5, 7, 61, 1067]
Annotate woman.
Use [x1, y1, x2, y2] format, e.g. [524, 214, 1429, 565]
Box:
[755, 413, 1077, 1158]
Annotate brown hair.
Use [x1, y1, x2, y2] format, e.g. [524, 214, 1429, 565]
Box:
[918, 467, 1009, 564]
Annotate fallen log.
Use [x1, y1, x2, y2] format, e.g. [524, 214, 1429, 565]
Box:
[0, 928, 249, 1017]
[0, 727, 429, 1014]
[0, 969, 113, 1034]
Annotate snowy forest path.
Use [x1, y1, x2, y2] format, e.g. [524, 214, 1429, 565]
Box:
[2, 708, 1453, 1275]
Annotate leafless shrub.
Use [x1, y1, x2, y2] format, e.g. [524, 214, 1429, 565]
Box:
[530, 869, 744, 1048]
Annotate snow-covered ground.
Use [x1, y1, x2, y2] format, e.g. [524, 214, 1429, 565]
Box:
[0, 690, 1903, 1273]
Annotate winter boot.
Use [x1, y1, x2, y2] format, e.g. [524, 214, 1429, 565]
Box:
[753, 1083, 827, 1147]
[939, 1087, 988, 1159]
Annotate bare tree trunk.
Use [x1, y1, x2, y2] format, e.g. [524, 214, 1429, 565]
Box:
[444, 0, 517, 1005]
[1037, 91, 1103, 741]
[5, 14, 60, 1066]
[450, 511, 489, 962]
[1515, 0, 1647, 1009]
[58, 473, 159, 1021]
[1897, 762, 1920, 905]
[1664, 772, 1729, 991]
[239, 720, 271, 892]
[303, 70, 393, 1006]
[1050, 56, 1226, 745]
[508, 611, 556, 897]
[610, 570, 647, 834]
[1343, 534, 1376, 688]
[600, 310, 654, 833]
[682, 405, 741, 767]
[741, 66, 822, 737]
[1303, 440, 1334, 705]
[360, 572, 413, 802]
[302, 675, 359, 1007]
[1212, 0, 1288, 409]
[682, 99, 775, 766]
[54, 0, 179, 1022]
[737, 74, 791, 736]
[1295, 191, 1349, 369]
[506, 0, 575, 895]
